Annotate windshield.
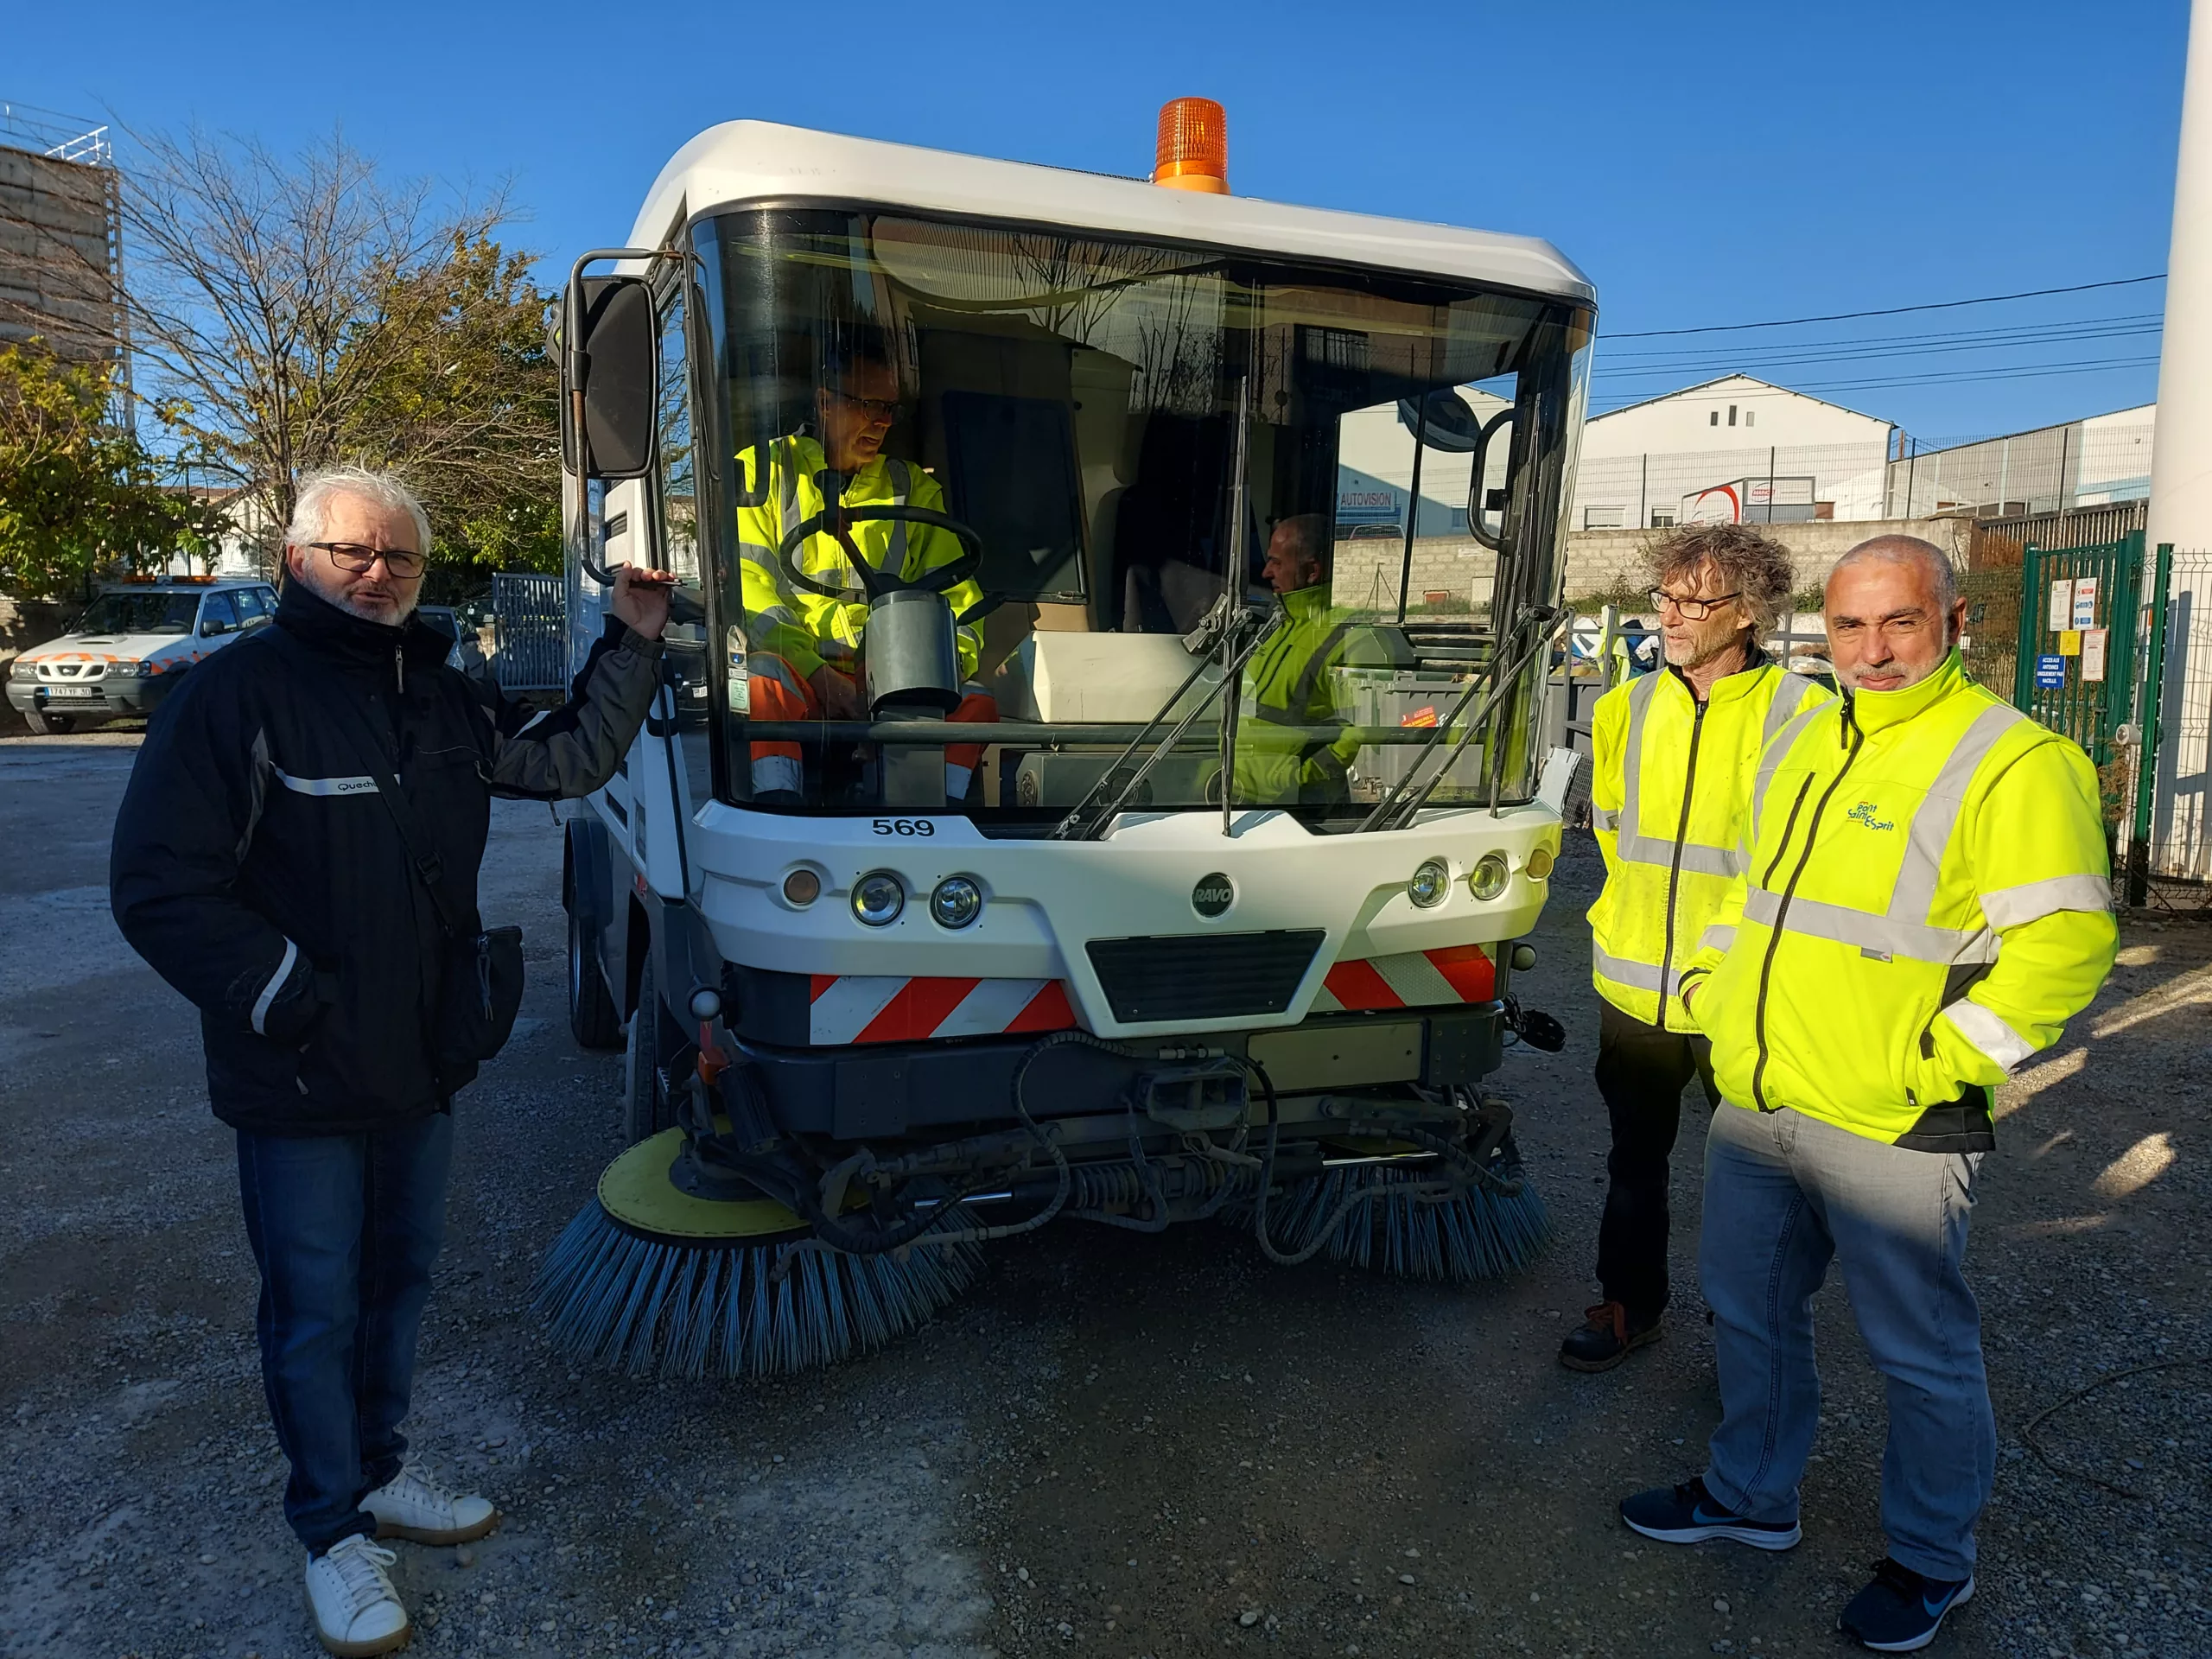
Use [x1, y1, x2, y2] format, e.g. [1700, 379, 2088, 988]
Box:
[672, 207, 1591, 825]
[76, 593, 201, 635]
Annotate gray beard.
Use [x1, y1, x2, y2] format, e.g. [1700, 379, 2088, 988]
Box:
[296, 563, 417, 626]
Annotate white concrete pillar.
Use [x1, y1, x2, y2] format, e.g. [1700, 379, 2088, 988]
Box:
[2150, 0, 2212, 879]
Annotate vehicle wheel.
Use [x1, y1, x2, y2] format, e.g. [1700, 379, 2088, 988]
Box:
[621, 950, 674, 1145]
[567, 898, 622, 1051]
[23, 709, 71, 735]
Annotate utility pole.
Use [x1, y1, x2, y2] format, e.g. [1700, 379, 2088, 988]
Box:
[2149, 0, 2211, 882]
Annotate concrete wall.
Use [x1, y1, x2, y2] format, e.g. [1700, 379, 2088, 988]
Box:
[1559, 515, 1975, 602]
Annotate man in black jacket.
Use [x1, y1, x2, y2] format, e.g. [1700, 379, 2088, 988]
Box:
[111, 466, 667, 1656]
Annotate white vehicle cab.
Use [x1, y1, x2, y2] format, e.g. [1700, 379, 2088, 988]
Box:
[539, 103, 1594, 1377]
[6, 579, 277, 734]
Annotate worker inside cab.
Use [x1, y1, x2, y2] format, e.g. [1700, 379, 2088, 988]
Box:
[737, 328, 996, 804]
[1232, 514, 1412, 807]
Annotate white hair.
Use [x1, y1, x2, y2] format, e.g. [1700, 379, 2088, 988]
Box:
[284, 466, 431, 555]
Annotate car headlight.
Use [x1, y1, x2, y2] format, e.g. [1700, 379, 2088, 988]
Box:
[8, 659, 39, 682]
[851, 871, 905, 927]
[1407, 857, 1450, 908]
[929, 875, 983, 929]
[115, 659, 154, 678]
[1469, 851, 1511, 901]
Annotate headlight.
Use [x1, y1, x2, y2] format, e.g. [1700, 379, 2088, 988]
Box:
[851, 871, 905, 926]
[8, 660, 38, 682]
[1469, 851, 1511, 901]
[1524, 844, 1555, 880]
[929, 875, 982, 929]
[1407, 857, 1450, 908]
[115, 659, 154, 678]
[781, 868, 821, 906]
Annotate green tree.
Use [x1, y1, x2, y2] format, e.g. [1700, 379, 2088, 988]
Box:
[0, 344, 225, 599]
[113, 126, 550, 574]
[334, 232, 564, 578]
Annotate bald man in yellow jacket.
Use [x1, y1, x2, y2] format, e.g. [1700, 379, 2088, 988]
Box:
[1619, 537, 2117, 1654]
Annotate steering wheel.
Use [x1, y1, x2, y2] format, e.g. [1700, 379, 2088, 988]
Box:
[776, 499, 987, 605]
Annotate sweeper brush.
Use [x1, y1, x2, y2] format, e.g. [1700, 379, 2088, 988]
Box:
[532, 1129, 983, 1377]
[1261, 1155, 1551, 1281]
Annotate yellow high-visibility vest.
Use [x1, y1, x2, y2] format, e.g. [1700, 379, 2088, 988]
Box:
[1588, 656, 1831, 1028]
[734, 434, 984, 682]
[1679, 651, 2116, 1148]
[1233, 585, 1412, 804]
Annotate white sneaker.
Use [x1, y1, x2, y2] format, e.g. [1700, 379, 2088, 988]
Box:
[305, 1535, 410, 1656]
[363, 1462, 500, 1546]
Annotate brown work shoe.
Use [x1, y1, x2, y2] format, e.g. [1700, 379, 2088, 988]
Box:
[1560, 1300, 1662, 1372]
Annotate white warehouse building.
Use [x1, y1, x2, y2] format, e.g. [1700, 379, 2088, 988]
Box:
[1572, 373, 1897, 531]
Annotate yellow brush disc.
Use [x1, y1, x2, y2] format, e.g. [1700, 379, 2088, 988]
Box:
[595, 1128, 810, 1243]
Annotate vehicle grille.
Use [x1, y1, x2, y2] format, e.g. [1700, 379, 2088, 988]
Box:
[1085, 930, 1326, 1023]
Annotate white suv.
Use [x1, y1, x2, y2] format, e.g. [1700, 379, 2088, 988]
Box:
[6, 580, 279, 734]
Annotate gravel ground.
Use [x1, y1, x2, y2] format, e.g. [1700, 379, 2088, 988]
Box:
[1, 732, 2204, 1659]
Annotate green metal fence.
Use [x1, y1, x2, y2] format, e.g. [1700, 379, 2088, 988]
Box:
[2009, 531, 2145, 770]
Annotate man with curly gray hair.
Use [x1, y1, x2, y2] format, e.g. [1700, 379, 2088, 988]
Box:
[1562, 521, 1831, 1372]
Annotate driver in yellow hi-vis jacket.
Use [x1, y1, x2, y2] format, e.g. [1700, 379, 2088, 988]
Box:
[736, 333, 994, 802]
[1621, 536, 2116, 1653]
[1232, 515, 1412, 805]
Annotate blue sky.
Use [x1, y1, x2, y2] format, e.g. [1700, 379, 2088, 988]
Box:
[7, 0, 2191, 445]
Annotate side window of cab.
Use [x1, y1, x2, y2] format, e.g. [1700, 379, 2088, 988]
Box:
[235, 588, 276, 630]
[198, 591, 242, 640]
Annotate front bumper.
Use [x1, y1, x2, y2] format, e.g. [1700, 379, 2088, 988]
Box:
[734, 1001, 1508, 1141]
[8, 675, 169, 719]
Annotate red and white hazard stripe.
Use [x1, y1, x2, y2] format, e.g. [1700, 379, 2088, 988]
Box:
[808, 975, 1077, 1046]
[1310, 944, 1495, 1013]
[808, 944, 1492, 1045]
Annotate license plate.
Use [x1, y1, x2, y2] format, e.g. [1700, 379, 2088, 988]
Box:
[48, 686, 99, 699]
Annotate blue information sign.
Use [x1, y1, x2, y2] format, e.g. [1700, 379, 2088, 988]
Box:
[2035, 655, 2067, 688]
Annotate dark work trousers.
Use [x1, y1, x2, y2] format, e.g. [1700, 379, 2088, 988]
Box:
[1593, 1001, 1719, 1321]
[235, 1110, 454, 1554]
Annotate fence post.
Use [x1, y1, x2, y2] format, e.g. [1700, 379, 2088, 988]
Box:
[2126, 541, 2176, 906]
[2011, 543, 2044, 710]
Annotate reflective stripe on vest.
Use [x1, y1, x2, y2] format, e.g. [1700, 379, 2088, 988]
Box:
[1592, 942, 1683, 998]
[1612, 667, 1818, 880]
[1744, 701, 2026, 965]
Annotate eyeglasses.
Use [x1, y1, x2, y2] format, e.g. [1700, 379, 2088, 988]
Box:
[310, 542, 425, 579]
[823, 389, 905, 423]
[1649, 586, 1741, 620]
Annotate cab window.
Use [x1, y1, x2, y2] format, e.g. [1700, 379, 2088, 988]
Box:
[198, 592, 242, 637]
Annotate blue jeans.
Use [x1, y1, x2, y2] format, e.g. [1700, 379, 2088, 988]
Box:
[235, 1111, 454, 1554]
[1698, 1103, 1994, 1582]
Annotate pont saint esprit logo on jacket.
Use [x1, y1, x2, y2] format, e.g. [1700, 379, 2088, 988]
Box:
[1846, 800, 1896, 831]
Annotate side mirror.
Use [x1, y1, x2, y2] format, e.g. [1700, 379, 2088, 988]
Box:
[562, 273, 657, 480]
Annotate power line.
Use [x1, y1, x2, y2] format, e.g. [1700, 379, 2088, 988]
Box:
[1605, 275, 2166, 340]
[1586, 354, 2160, 410]
[1591, 323, 2163, 383]
[1599, 312, 2164, 365]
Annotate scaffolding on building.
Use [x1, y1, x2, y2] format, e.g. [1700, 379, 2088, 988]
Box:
[0, 98, 127, 403]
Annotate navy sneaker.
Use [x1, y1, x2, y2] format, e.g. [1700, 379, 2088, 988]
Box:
[1838, 1558, 1974, 1652]
[1619, 1475, 1802, 1550]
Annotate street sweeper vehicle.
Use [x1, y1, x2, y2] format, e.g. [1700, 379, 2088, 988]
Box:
[537, 101, 1594, 1377]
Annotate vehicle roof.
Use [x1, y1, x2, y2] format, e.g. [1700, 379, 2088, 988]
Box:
[626, 121, 1594, 307]
[94, 579, 271, 594]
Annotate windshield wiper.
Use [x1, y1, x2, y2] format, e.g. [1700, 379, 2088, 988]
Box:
[1049, 594, 1281, 841]
[1357, 605, 1573, 833]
